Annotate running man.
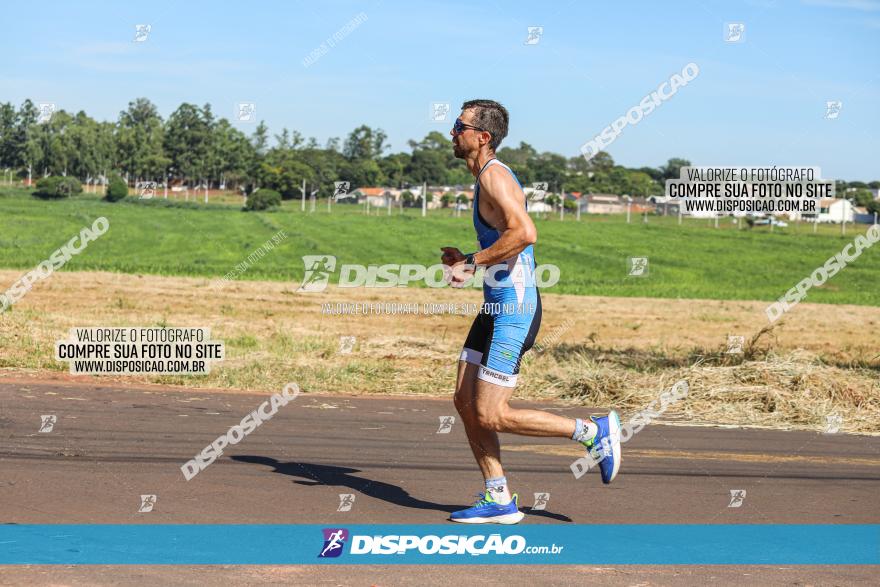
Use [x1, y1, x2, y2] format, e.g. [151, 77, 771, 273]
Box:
[441, 99, 621, 524]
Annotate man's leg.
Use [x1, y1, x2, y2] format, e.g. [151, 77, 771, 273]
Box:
[453, 359, 499, 480]
[450, 358, 527, 524]
[473, 377, 577, 439]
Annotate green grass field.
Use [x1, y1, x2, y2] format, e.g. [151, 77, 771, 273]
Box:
[1, 186, 878, 305]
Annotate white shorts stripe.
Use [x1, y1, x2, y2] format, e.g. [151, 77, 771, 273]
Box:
[477, 365, 518, 388]
[460, 348, 483, 364]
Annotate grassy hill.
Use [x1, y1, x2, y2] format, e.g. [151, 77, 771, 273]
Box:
[1, 186, 878, 305]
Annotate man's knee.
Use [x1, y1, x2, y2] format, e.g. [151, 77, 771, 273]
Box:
[476, 404, 508, 432]
[454, 390, 472, 418]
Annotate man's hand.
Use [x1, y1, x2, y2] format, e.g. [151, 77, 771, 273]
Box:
[440, 247, 474, 287]
[440, 247, 465, 267]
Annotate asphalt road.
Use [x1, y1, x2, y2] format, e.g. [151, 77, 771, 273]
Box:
[1, 378, 878, 585]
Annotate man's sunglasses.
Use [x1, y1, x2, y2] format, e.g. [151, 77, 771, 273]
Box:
[452, 119, 487, 135]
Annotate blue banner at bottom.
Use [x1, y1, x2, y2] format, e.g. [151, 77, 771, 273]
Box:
[0, 525, 876, 565]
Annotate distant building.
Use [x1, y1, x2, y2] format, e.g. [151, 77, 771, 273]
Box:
[584, 194, 624, 214]
[853, 206, 876, 224]
[352, 187, 394, 207]
[815, 198, 855, 223]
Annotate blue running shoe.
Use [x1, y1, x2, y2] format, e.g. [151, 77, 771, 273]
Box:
[577, 410, 622, 484]
[449, 492, 525, 524]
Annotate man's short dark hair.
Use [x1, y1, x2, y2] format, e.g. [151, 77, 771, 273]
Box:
[461, 99, 509, 151]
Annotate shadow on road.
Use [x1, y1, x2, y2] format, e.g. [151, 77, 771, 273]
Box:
[232, 455, 572, 522]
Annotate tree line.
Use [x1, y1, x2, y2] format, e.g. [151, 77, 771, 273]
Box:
[1, 98, 876, 204]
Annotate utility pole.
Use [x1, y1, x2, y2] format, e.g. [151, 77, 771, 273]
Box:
[301, 178, 306, 212]
[422, 182, 427, 217]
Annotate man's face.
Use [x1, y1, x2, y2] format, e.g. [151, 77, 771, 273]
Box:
[451, 109, 483, 159]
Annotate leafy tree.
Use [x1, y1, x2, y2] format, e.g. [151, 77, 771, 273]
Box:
[33, 176, 81, 199]
[851, 188, 874, 207]
[379, 152, 409, 188]
[340, 158, 385, 188]
[244, 188, 281, 211]
[164, 103, 211, 184]
[105, 174, 128, 201]
[661, 157, 691, 181]
[116, 98, 168, 181]
[259, 155, 315, 199]
[343, 125, 387, 160]
[0, 102, 18, 170]
[251, 121, 269, 155]
[625, 170, 660, 197]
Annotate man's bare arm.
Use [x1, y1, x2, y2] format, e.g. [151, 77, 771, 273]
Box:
[471, 166, 537, 266]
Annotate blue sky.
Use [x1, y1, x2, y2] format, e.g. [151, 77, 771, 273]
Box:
[2, 0, 878, 179]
